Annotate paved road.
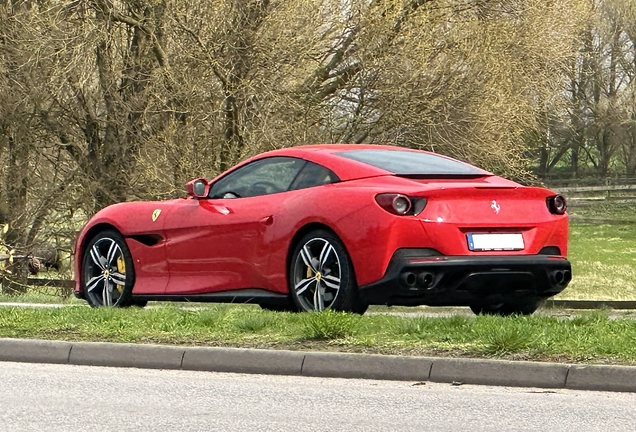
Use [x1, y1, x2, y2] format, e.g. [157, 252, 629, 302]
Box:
[1, 362, 634, 432]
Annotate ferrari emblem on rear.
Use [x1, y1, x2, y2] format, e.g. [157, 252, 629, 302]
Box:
[152, 209, 162, 222]
[491, 200, 501, 214]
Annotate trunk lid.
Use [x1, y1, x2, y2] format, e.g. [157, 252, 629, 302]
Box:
[412, 182, 555, 226]
[406, 180, 567, 256]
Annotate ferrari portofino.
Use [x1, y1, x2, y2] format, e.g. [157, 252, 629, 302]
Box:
[74, 144, 571, 315]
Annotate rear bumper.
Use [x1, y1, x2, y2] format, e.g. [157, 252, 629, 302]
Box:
[359, 249, 571, 306]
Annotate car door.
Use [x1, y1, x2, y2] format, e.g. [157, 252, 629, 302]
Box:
[162, 157, 306, 295]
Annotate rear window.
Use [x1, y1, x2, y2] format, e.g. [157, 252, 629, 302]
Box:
[335, 149, 486, 176]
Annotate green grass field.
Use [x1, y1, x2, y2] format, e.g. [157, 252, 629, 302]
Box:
[569, 201, 636, 223]
[561, 202, 636, 300]
[563, 223, 636, 300]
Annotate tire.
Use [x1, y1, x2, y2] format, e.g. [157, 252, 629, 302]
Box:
[289, 229, 367, 314]
[259, 302, 298, 312]
[81, 230, 135, 308]
[128, 299, 148, 308]
[470, 298, 545, 316]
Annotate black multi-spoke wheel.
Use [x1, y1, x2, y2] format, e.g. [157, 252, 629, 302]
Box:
[289, 230, 367, 313]
[470, 298, 545, 316]
[82, 230, 135, 308]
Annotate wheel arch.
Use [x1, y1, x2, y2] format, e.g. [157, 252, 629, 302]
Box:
[76, 222, 123, 297]
[79, 223, 122, 257]
[286, 222, 358, 287]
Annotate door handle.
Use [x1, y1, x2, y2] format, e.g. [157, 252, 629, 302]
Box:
[259, 215, 274, 226]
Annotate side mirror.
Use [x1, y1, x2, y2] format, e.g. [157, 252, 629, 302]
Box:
[185, 178, 209, 198]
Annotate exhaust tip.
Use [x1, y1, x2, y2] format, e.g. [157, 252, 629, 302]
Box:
[417, 272, 434, 288]
[400, 272, 417, 287]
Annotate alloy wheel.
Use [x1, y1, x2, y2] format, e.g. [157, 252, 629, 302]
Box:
[83, 236, 128, 306]
[291, 237, 342, 311]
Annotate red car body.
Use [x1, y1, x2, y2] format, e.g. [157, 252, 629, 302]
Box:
[74, 144, 570, 313]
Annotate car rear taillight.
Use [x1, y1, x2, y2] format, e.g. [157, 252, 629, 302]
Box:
[375, 193, 427, 216]
[546, 195, 567, 215]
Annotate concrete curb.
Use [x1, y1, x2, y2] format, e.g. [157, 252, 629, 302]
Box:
[302, 351, 432, 381]
[430, 358, 569, 389]
[0, 338, 73, 364]
[566, 364, 636, 392]
[182, 347, 305, 375]
[1, 338, 635, 393]
[70, 342, 185, 370]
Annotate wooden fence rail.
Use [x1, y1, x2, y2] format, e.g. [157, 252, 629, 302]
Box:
[555, 184, 636, 193]
[548, 183, 636, 205]
[27, 278, 74, 289]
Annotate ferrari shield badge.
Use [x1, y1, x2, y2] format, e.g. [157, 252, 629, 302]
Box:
[152, 209, 162, 222]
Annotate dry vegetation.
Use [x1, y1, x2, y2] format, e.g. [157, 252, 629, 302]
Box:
[0, 0, 634, 288]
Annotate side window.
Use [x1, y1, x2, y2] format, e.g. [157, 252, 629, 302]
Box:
[208, 157, 306, 199]
[289, 161, 340, 191]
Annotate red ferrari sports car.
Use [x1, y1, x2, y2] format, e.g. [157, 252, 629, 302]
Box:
[74, 144, 571, 315]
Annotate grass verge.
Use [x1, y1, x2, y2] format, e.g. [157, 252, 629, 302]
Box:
[1, 306, 636, 365]
[488, 201, 636, 300]
[561, 222, 636, 300]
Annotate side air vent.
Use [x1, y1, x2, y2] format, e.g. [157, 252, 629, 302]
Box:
[128, 234, 163, 247]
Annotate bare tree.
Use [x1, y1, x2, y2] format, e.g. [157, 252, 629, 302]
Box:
[552, 0, 635, 178]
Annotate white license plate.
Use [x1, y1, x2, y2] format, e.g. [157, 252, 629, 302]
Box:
[467, 233, 524, 251]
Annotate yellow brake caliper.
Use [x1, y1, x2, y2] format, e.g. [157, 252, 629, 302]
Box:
[307, 266, 315, 293]
[116, 255, 126, 293]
